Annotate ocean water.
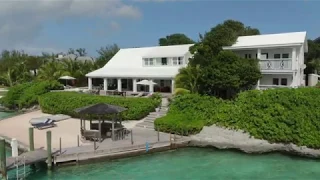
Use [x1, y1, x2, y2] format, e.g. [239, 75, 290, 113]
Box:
[0, 111, 17, 120]
[7, 148, 319, 180]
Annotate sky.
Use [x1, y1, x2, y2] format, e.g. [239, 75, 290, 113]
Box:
[0, 0, 319, 57]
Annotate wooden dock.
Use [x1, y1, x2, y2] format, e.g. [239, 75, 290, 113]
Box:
[54, 141, 172, 164]
[6, 149, 58, 171]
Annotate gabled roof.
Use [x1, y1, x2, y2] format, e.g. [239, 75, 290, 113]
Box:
[86, 44, 193, 78]
[223, 32, 308, 51]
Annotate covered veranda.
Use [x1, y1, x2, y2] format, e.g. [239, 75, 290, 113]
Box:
[88, 77, 175, 93]
[74, 103, 128, 142]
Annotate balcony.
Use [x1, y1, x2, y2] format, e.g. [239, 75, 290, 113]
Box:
[259, 59, 292, 70]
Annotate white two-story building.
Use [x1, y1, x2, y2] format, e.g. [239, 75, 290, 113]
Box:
[86, 31, 308, 93]
[223, 31, 308, 89]
[86, 44, 193, 93]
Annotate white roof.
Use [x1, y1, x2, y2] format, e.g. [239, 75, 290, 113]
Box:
[86, 44, 193, 78]
[223, 32, 308, 51]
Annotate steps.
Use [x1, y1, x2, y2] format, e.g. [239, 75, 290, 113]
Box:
[136, 98, 169, 130]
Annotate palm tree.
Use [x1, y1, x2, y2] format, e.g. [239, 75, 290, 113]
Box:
[37, 61, 67, 81]
[175, 65, 202, 93]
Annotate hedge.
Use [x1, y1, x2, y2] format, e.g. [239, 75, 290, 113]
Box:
[0, 80, 63, 109]
[155, 88, 320, 148]
[38, 92, 161, 120]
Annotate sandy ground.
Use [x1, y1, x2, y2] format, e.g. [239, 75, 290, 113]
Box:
[0, 110, 143, 150]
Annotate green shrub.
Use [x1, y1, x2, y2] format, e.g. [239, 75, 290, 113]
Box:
[38, 92, 161, 120]
[0, 81, 63, 109]
[174, 88, 190, 96]
[155, 88, 320, 148]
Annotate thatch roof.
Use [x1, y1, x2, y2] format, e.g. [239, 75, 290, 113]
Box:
[74, 103, 127, 115]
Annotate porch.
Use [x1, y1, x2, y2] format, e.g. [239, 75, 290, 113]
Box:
[257, 74, 295, 90]
[88, 78, 175, 94]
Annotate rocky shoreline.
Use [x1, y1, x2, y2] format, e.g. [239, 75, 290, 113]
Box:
[189, 125, 320, 158]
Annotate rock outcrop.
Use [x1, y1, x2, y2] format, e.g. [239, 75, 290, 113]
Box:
[190, 125, 320, 158]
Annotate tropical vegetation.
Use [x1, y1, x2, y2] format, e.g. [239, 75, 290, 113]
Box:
[0, 80, 63, 109]
[39, 92, 161, 120]
[155, 88, 320, 148]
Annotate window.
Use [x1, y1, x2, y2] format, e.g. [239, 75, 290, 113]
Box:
[161, 58, 167, 65]
[245, 54, 252, 59]
[272, 78, 279, 85]
[282, 53, 289, 59]
[281, 78, 288, 86]
[144, 58, 154, 66]
[149, 58, 154, 65]
[178, 57, 183, 65]
[261, 53, 268, 59]
[144, 59, 148, 66]
[172, 57, 178, 65]
[274, 54, 281, 59]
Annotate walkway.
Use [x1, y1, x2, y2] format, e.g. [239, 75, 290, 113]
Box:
[136, 98, 169, 129]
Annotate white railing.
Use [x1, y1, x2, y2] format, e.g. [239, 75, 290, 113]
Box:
[259, 85, 290, 90]
[259, 59, 292, 70]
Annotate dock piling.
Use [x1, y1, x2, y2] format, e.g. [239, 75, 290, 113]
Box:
[157, 129, 160, 142]
[46, 131, 52, 170]
[77, 135, 80, 147]
[94, 141, 96, 151]
[131, 130, 133, 145]
[59, 137, 62, 154]
[0, 139, 7, 179]
[29, 127, 34, 151]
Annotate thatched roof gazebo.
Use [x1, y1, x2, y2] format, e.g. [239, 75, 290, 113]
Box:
[74, 103, 127, 142]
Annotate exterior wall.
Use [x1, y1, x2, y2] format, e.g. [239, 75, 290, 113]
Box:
[260, 74, 293, 86]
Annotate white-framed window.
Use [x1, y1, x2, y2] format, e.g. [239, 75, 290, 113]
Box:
[272, 78, 288, 86]
[172, 57, 178, 65]
[274, 54, 281, 59]
[161, 57, 168, 65]
[245, 54, 252, 59]
[282, 53, 289, 59]
[178, 57, 183, 65]
[144, 58, 154, 66]
[172, 57, 184, 65]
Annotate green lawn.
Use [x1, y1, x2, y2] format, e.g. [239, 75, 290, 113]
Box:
[0, 91, 7, 97]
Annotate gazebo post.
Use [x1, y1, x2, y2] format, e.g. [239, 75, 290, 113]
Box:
[98, 116, 102, 142]
[112, 115, 115, 141]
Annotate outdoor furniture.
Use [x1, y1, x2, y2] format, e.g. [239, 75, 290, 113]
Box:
[32, 119, 55, 130]
[82, 129, 100, 141]
[75, 103, 127, 142]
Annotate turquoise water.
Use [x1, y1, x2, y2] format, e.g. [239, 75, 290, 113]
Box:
[9, 148, 320, 180]
[0, 111, 17, 120]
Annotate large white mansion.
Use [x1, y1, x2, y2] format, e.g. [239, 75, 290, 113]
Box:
[86, 31, 308, 93]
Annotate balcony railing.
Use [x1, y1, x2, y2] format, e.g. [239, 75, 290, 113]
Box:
[259, 59, 292, 70]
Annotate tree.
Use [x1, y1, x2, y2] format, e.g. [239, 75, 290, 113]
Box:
[95, 44, 120, 68]
[177, 19, 261, 99]
[305, 39, 320, 74]
[175, 65, 202, 93]
[159, 33, 195, 46]
[68, 48, 87, 56]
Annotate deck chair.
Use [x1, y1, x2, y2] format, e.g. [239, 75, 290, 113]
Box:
[33, 119, 55, 130]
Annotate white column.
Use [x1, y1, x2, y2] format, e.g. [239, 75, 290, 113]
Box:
[117, 78, 122, 91]
[256, 79, 260, 90]
[257, 49, 261, 59]
[149, 79, 154, 93]
[88, 78, 92, 90]
[171, 79, 175, 93]
[103, 78, 108, 91]
[292, 47, 296, 71]
[133, 79, 137, 92]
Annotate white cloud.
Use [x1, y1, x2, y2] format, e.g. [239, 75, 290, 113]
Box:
[0, 0, 141, 50]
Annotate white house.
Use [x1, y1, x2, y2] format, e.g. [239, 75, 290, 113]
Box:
[223, 31, 308, 89]
[86, 31, 308, 93]
[86, 44, 193, 93]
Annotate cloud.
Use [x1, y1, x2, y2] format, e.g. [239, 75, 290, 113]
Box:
[109, 21, 121, 31]
[0, 0, 141, 49]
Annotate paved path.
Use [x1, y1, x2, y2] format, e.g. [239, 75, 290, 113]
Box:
[136, 98, 169, 129]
